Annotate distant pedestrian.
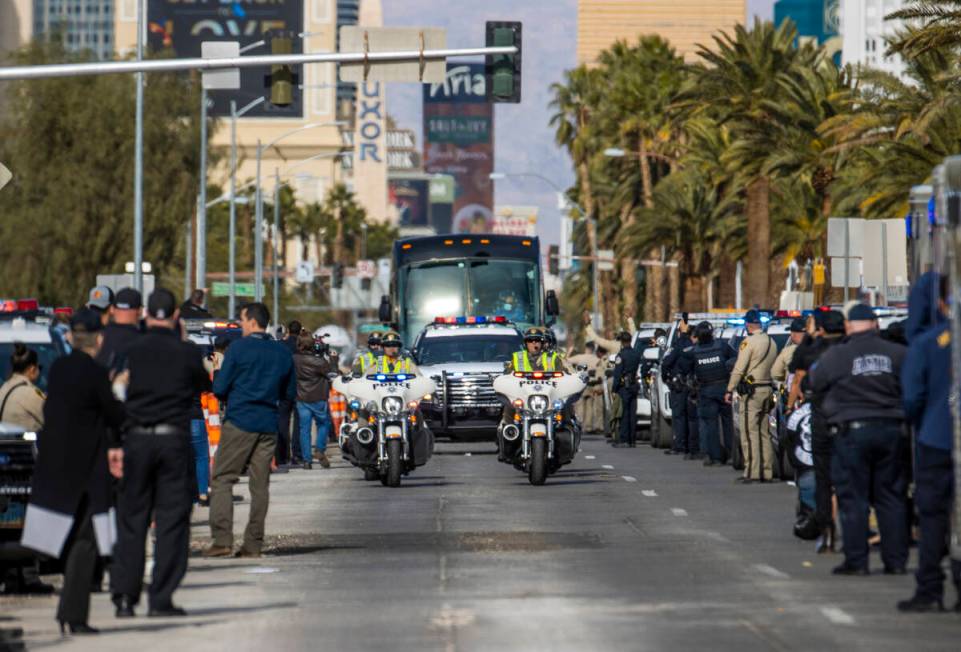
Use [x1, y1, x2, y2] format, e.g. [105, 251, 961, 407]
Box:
[810, 304, 908, 576]
[293, 330, 336, 470]
[726, 310, 777, 483]
[110, 289, 211, 618]
[179, 289, 212, 319]
[277, 320, 303, 465]
[20, 308, 125, 635]
[898, 275, 961, 612]
[206, 302, 296, 559]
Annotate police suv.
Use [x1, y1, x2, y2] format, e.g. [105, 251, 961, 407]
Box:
[411, 316, 523, 440]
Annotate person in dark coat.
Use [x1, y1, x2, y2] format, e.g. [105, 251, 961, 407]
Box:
[179, 289, 212, 319]
[20, 308, 125, 635]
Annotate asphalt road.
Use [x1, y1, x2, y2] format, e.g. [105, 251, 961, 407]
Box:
[2, 434, 959, 651]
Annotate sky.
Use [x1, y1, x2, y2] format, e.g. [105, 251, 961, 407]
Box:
[382, 0, 777, 246]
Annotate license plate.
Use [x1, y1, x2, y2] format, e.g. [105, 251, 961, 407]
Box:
[0, 500, 26, 529]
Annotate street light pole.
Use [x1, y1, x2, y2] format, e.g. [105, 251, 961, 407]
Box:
[273, 168, 281, 329]
[228, 95, 266, 317]
[133, 0, 145, 293]
[196, 87, 208, 292]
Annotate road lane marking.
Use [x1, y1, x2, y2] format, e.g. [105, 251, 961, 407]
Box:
[602, 464, 614, 469]
[753, 563, 790, 580]
[622, 475, 637, 482]
[642, 490, 657, 497]
[585, 455, 596, 460]
[671, 508, 688, 517]
[244, 567, 279, 574]
[820, 606, 855, 625]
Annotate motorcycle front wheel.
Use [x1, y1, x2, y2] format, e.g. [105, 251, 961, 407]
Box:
[386, 439, 403, 487]
[528, 437, 547, 486]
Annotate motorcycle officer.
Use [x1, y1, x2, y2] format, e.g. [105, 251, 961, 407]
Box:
[682, 321, 735, 466]
[377, 331, 419, 375]
[507, 327, 568, 373]
[352, 331, 384, 375]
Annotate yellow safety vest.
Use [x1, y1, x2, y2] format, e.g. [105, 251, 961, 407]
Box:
[359, 351, 376, 372]
[380, 356, 412, 373]
[512, 350, 558, 372]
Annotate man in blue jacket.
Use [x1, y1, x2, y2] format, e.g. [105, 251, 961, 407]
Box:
[205, 302, 296, 559]
[898, 274, 961, 612]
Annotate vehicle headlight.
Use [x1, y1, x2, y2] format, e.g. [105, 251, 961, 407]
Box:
[382, 396, 404, 415]
[528, 394, 549, 413]
[552, 399, 565, 411]
[22, 431, 37, 442]
[365, 400, 378, 414]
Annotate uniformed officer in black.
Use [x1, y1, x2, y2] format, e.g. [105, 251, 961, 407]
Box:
[96, 287, 144, 376]
[810, 303, 908, 576]
[611, 331, 640, 448]
[683, 321, 734, 466]
[110, 288, 212, 618]
[660, 323, 699, 457]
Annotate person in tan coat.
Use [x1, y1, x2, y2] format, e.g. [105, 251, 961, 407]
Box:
[0, 343, 45, 432]
[771, 317, 806, 391]
[726, 310, 777, 483]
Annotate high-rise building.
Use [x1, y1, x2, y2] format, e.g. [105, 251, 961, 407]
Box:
[577, 0, 747, 64]
[774, 0, 842, 59]
[0, 0, 114, 59]
[840, 0, 906, 78]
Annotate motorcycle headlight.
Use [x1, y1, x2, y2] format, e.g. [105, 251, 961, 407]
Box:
[365, 400, 378, 414]
[382, 396, 404, 415]
[528, 394, 549, 413]
[552, 399, 565, 411]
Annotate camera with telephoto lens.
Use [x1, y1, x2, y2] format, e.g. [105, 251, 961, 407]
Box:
[312, 332, 331, 357]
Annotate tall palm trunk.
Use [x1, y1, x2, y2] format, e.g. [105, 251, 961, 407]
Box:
[577, 158, 601, 319]
[746, 176, 771, 306]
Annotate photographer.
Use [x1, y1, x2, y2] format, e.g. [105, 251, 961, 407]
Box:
[293, 330, 337, 470]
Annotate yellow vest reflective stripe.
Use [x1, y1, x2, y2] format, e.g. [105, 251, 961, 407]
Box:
[513, 351, 557, 372]
[380, 356, 411, 373]
[359, 351, 375, 372]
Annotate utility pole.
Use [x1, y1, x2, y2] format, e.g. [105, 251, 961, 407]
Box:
[133, 0, 145, 292]
[196, 87, 208, 292]
[273, 168, 281, 329]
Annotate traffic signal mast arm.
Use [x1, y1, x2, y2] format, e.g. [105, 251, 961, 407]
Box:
[0, 45, 518, 81]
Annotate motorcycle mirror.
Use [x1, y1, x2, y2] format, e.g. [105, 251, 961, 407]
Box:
[545, 290, 559, 317]
[643, 347, 660, 361]
[326, 372, 340, 380]
[378, 295, 392, 323]
[655, 335, 667, 348]
[574, 363, 588, 372]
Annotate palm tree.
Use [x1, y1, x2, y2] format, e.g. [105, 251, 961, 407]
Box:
[683, 19, 819, 305]
[887, 1, 961, 57]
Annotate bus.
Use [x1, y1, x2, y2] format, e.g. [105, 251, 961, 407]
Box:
[379, 234, 559, 347]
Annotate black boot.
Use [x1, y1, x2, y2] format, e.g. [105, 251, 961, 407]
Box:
[815, 523, 836, 554]
[112, 594, 136, 618]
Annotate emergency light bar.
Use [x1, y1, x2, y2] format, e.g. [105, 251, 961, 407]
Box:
[202, 321, 241, 330]
[512, 371, 564, 379]
[0, 299, 40, 312]
[432, 315, 509, 325]
[368, 374, 411, 382]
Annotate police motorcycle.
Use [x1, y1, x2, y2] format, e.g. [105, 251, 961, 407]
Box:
[494, 369, 587, 485]
[333, 371, 436, 487]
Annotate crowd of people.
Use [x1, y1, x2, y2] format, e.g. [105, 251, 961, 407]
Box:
[1, 286, 341, 633]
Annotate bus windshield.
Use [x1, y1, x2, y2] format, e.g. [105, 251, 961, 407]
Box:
[400, 259, 540, 342]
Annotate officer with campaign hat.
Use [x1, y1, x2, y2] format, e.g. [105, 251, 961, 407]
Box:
[726, 309, 777, 483]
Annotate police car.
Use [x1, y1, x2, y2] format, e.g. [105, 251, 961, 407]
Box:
[0, 303, 70, 392]
[411, 316, 523, 440]
[184, 319, 243, 357]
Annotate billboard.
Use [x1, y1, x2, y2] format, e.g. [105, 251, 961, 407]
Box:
[147, 0, 304, 118]
[389, 178, 430, 227]
[493, 206, 538, 236]
[423, 63, 494, 234]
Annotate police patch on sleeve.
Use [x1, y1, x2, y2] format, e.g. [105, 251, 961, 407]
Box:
[938, 330, 951, 348]
[615, 356, 622, 364]
[739, 340, 748, 351]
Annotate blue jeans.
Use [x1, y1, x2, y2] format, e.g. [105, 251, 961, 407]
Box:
[190, 419, 210, 499]
[297, 400, 330, 459]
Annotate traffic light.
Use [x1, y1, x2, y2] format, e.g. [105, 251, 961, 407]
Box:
[266, 31, 295, 107]
[548, 245, 559, 276]
[332, 263, 344, 289]
[485, 22, 522, 104]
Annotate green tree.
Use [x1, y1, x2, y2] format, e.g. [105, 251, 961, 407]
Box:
[0, 40, 208, 304]
[887, 1, 961, 57]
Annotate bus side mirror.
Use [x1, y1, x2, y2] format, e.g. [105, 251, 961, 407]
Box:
[378, 295, 392, 323]
[545, 290, 559, 317]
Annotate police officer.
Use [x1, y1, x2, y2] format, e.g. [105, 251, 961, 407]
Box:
[0, 343, 45, 432]
[110, 289, 212, 618]
[771, 317, 806, 388]
[661, 319, 699, 458]
[507, 327, 565, 373]
[352, 331, 384, 375]
[725, 309, 777, 483]
[810, 303, 908, 576]
[377, 331, 419, 374]
[96, 288, 144, 375]
[611, 331, 641, 448]
[898, 275, 961, 612]
[684, 321, 734, 466]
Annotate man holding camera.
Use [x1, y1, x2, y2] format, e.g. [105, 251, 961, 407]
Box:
[293, 330, 338, 470]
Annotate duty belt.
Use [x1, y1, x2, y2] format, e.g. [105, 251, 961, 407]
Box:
[834, 418, 904, 435]
[128, 424, 185, 436]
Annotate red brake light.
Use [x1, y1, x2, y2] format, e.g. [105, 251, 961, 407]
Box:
[553, 372, 564, 378]
[16, 299, 38, 311]
[493, 315, 507, 323]
[54, 307, 73, 316]
[532, 372, 543, 379]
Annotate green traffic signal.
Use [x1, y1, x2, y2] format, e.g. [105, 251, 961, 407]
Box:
[485, 22, 522, 104]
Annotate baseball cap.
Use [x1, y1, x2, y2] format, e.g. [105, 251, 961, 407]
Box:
[744, 309, 761, 324]
[87, 285, 114, 311]
[821, 310, 846, 334]
[789, 317, 806, 333]
[114, 287, 143, 310]
[70, 307, 104, 333]
[846, 304, 878, 322]
[147, 288, 177, 319]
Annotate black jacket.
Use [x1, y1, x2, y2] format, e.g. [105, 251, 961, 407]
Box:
[123, 327, 212, 433]
[95, 322, 142, 374]
[31, 350, 125, 520]
[685, 339, 734, 388]
[661, 333, 693, 390]
[293, 353, 333, 403]
[810, 331, 906, 425]
[612, 346, 640, 393]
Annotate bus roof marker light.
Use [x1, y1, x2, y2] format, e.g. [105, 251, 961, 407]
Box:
[402, 243, 412, 250]
[521, 240, 532, 246]
[444, 239, 454, 245]
[462, 239, 472, 244]
[480, 239, 491, 244]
